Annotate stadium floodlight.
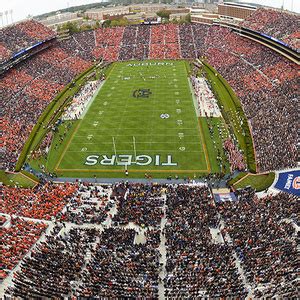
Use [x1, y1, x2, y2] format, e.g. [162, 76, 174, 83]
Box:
[9, 9, 13, 23]
[4, 11, 8, 25]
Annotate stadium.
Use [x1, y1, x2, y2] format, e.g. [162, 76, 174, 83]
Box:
[0, 1, 299, 299]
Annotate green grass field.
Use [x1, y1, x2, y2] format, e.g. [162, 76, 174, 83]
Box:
[55, 60, 211, 177]
[28, 60, 236, 179]
[0, 170, 38, 188]
[233, 172, 275, 192]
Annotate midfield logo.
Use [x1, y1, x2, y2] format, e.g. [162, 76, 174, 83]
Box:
[133, 89, 152, 98]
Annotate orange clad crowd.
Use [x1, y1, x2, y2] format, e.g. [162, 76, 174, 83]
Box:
[241, 8, 299, 50]
[1, 183, 77, 220]
[1, 217, 47, 279]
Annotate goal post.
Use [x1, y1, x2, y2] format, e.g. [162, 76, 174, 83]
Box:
[112, 136, 118, 163]
[133, 136, 137, 162]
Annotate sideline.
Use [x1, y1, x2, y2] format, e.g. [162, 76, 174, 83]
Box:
[53, 177, 210, 184]
[55, 65, 115, 172]
[80, 81, 105, 119]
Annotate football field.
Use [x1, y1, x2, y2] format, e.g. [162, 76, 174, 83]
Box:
[54, 60, 211, 177]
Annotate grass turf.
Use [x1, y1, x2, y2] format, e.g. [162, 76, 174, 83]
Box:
[46, 60, 209, 178]
[234, 172, 275, 192]
[0, 170, 38, 188]
[30, 60, 230, 179]
[57, 60, 209, 176]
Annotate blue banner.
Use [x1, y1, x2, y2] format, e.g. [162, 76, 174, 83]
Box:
[13, 41, 43, 58]
[274, 170, 300, 196]
[260, 32, 290, 47]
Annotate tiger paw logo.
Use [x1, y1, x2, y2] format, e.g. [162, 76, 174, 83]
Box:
[133, 89, 152, 98]
[292, 176, 300, 189]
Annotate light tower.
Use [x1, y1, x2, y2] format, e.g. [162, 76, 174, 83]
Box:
[9, 9, 13, 23]
[0, 12, 3, 27]
[4, 10, 8, 25]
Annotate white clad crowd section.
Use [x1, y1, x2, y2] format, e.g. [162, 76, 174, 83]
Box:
[62, 80, 102, 121]
[190, 76, 221, 117]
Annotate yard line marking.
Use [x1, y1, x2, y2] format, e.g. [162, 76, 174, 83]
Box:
[68, 141, 202, 145]
[54, 60, 210, 175]
[64, 150, 204, 153]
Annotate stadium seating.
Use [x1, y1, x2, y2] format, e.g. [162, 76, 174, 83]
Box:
[241, 8, 300, 50]
[2, 183, 297, 298]
[119, 26, 138, 61]
[1, 22, 298, 172]
[202, 25, 298, 172]
[94, 27, 124, 61]
[1, 218, 47, 279]
[179, 24, 196, 59]
[1, 14, 299, 299]
[1, 43, 92, 170]
[218, 191, 298, 298]
[164, 185, 247, 298]
[135, 26, 151, 60]
[1, 183, 77, 220]
[0, 20, 56, 63]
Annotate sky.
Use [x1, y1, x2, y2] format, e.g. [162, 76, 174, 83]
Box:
[0, 0, 299, 25]
[239, 0, 299, 12]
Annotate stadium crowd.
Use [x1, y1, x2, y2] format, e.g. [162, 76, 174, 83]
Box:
[1, 183, 77, 220]
[58, 183, 112, 225]
[112, 183, 164, 227]
[1, 20, 298, 172]
[164, 185, 247, 298]
[2, 182, 298, 299]
[93, 27, 124, 61]
[241, 8, 300, 51]
[78, 228, 160, 298]
[0, 20, 55, 62]
[218, 191, 298, 298]
[5, 227, 97, 298]
[1, 218, 47, 279]
[1, 40, 92, 171]
[1, 14, 299, 299]
[203, 25, 298, 172]
[179, 24, 196, 58]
